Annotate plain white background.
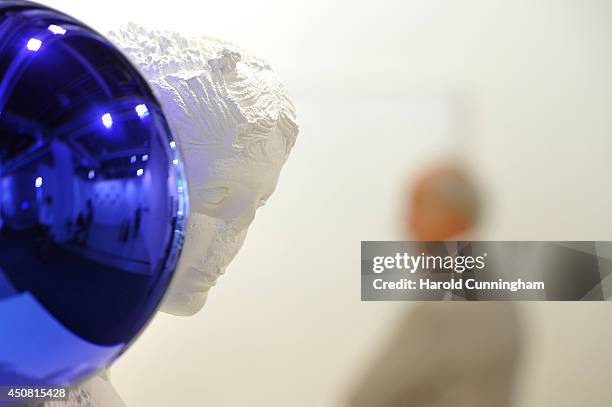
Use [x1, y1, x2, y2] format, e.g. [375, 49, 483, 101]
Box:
[42, 1, 612, 405]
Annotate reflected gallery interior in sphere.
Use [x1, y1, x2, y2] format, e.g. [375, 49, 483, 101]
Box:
[0, 1, 188, 387]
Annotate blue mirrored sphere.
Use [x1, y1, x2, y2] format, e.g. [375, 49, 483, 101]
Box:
[0, 1, 188, 387]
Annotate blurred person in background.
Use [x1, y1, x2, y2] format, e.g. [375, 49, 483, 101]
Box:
[407, 163, 480, 242]
[38, 195, 54, 262]
[347, 161, 522, 407]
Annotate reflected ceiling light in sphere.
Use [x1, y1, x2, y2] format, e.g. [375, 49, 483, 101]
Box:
[26, 38, 42, 52]
[135, 103, 149, 118]
[47, 24, 66, 35]
[101, 113, 113, 128]
[0, 1, 187, 389]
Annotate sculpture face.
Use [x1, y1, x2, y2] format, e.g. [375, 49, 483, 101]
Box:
[109, 24, 299, 316]
[162, 136, 288, 316]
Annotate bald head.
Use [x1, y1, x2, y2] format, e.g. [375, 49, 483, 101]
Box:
[407, 164, 479, 241]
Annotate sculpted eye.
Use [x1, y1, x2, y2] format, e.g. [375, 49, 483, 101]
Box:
[199, 187, 229, 206]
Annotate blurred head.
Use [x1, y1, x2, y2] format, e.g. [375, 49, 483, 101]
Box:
[408, 163, 479, 241]
[110, 25, 299, 316]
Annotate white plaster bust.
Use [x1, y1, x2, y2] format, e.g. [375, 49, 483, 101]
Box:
[38, 24, 298, 406]
[109, 24, 299, 316]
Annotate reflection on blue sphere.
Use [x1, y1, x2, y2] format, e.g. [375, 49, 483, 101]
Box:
[0, 1, 188, 387]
